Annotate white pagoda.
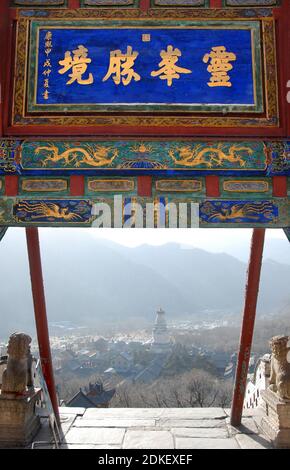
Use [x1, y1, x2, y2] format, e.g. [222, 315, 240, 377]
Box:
[151, 308, 172, 353]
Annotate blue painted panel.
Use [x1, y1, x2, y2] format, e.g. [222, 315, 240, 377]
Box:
[36, 27, 256, 108]
[14, 200, 93, 223]
[199, 200, 278, 224]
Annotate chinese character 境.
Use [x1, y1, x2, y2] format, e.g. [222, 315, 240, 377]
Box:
[58, 45, 94, 85]
[203, 46, 236, 87]
[151, 45, 191, 87]
[103, 46, 140, 86]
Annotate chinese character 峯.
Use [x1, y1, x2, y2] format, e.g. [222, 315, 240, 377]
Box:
[102, 46, 141, 86]
[203, 46, 236, 87]
[58, 45, 94, 85]
[151, 45, 191, 87]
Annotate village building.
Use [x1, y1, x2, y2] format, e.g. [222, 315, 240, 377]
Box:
[66, 382, 115, 409]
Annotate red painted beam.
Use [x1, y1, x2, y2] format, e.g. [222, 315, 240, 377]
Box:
[6, 124, 285, 138]
[70, 175, 85, 196]
[140, 0, 150, 11]
[5, 175, 18, 196]
[206, 175, 220, 197]
[68, 0, 80, 8]
[210, 0, 222, 7]
[0, 0, 10, 136]
[230, 228, 266, 427]
[26, 228, 60, 423]
[285, 0, 290, 135]
[272, 176, 287, 197]
[137, 176, 152, 197]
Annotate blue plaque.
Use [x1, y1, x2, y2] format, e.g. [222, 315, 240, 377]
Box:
[27, 20, 263, 113]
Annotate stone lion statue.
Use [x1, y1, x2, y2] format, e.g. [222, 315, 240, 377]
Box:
[1, 333, 33, 398]
[269, 335, 290, 400]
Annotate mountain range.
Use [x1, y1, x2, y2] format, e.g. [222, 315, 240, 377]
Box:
[0, 228, 289, 338]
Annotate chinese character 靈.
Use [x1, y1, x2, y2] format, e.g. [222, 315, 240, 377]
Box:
[203, 46, 236, 87]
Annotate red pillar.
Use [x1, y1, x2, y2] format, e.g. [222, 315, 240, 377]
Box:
[230, 228, 266, 426]
[25, 227, 60, 423]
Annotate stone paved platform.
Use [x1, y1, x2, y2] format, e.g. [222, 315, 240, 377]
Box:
[30, 407, 273, 449]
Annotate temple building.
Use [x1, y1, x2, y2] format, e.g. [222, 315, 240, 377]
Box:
[66, 382, 115, 409]
[151, 308, 173, 354]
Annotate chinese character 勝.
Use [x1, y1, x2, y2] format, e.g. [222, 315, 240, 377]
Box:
[58, 45, 94, 85]
[151, 45, 192, 87]
[203, 46, 236, 88]
[102, 46, 141, 86]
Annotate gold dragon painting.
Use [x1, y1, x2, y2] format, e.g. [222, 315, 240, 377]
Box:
[169, 144, 255, 168]
[34, 143, 119, 168]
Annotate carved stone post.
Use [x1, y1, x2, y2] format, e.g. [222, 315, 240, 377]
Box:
[259, 336, 290, 448]
[0, 333, 41, 447]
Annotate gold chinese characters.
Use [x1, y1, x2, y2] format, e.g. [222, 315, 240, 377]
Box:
[203, 46, 236, 88]
[151, 45, 192, 87]
[58, 45, 94, 85]
[42, 31, 53, 100]
[57, 44, 237, 88]
[102, 46, 140, 86]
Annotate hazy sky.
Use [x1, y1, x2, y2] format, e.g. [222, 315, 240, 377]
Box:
[87, 227, 286, 248]
[4, 227, 286, 252]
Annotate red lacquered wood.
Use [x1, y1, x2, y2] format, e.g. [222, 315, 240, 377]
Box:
[5, 175, 18, 196]
[206, 175, 220, 197]
[140, 0, 150, 11]
[70, 175, 85, 196]
[272, 176, 287, 197]
[272, 5, 288, 138]
[210, 0, 222, 7]
[230, 229, 266, 427]
[3, 8, 16, 136]
[26, 228, 60, 423]
[283, 0, 290, 135]
[0, 0, 10, 136]
[137, 176, 152, 197]
[68, 0, 80, 8]
[5, 124, 285, 137]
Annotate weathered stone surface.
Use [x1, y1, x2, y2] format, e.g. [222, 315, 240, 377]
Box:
[73, 418, 156, 428]
[158, 408, 226, 420]
[0, 390, 41, 447]
[1, 332, 33, 398]
[259, 389, 290, 448]
[159, 418, 226, 428]
[59, 407, 86, 416]
[14, 407, 271, 449]
[83, 408, 164, 419]
[61, 444, 122, 449]
[123, 430, 174, 449]
[268, 335, 290, 400]
[235, 433, 272, 449]
[82, 408, 226, 420]
[171, 427, 228, 439]
[65, 427, 125, 445]
[226, 417, 259, 435]
[175, 437, 239, 449]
